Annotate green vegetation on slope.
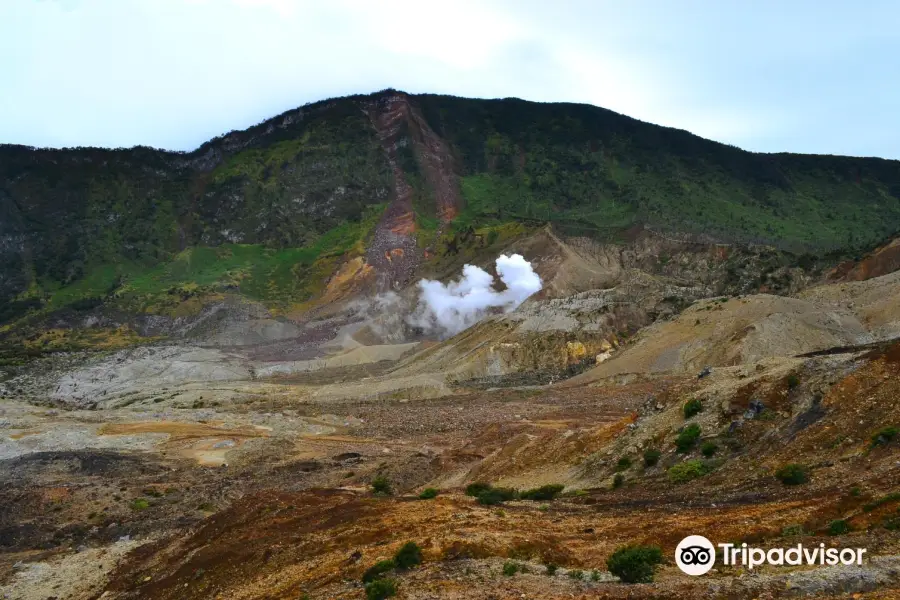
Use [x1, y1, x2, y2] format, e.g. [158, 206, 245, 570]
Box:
[416, 93, 900, 248]
[3, 89, 900, 324]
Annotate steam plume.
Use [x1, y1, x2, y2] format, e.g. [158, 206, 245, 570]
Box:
[409, 254, 542, 337]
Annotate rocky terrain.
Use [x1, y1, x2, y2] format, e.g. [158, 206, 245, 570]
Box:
[1, 225, 900, 599]
[2, 91, 900, 599]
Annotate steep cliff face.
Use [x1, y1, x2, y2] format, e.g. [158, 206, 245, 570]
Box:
[3, 89, 900, 329]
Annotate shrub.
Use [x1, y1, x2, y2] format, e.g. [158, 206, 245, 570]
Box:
[607, 545, 663, 583]
[365, 578, 397, 600]
[700, 441, 718, 457]
[130, 498, 150, 511]
[782, 524, 806, 537]
[643, 449, 661, 467]
[476, 487, 518, 506]
[545, 563, 558, 576]
[502, 561, 518, 576]
[568, 569, 584, 580]
[828, 519, 850, 535]
[787, 374, 800, 389]
[612, 473, 624, 489]
[362, 560, 395, 583]
[394, 542, 423, 569]
[418, 488, 438, 500]
[871, 426, 898, 448]
[775, 464, 809, 486]
[675, 424, 702, 453]
[465, 482, 492, 497]
[615, 457, 632, 472]
[668, 459, 711, 483]
[371, 475, 392, 496]
[520, 484, 565, 501]
[683, 398, 703, 419]
[590, 569, 601, 581]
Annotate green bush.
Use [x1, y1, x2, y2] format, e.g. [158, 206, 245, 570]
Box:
[683, 398, 703, 419]
[476, 487, 518, 506]
[365, 578, 397, 600]
[700, 441, 718, 457]
[675, 424, 702, 452]
[520, 484, 565, 501]
[502, 561, 518, 576]
[568, 569, 584, 580]
[393, 542, 423, 569]
[871, 426, 898, 448]
[606, 545, 663, 583]
[418, 488, 438, 500]
[371, 475, 392, 496]
[787, 374, 800, 389]
[362, 560, 396, 583]
[775, 464, 809, 485]
[828, 519, 850, 535]
[643, 448, 661, 467]
[465, 482, 492, 497]
[615, 457, 632, 472]
[668, 459, 711, 483]
[545, 563, 558, 576]
[590, 569, 601, 581]
[130, 498, 150, 511]
[612, 473, 624, 489]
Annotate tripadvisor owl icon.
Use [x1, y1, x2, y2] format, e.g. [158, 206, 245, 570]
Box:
[676, 535, 716, 576]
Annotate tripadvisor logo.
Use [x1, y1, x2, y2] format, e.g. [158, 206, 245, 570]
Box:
[675, 535, 867, 576]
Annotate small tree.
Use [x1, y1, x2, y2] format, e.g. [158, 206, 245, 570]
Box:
[675, 424, 702, 452]
[607, 545, 663, 583]
[394, 542, 423, 569]
[371, 475, 392, 495]
[683, 398, 703, 419]
[775, 464, 809, 485]
[418, 488, 438, 500]
[365, 578, 397, 600]
[700, 441, 718, 457]
[643, 448, 661, 467]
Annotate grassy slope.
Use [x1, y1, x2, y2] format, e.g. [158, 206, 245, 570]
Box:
[3, 90, 900, 325]
[416, 94, 900, 249]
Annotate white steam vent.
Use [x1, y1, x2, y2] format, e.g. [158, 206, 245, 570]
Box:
[409, 253, 542, 337]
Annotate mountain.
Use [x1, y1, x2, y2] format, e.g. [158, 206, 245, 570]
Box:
[4, 91, 900, 599]
[3, 89, 900, 330]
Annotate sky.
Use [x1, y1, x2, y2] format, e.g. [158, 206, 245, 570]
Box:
[2, 0, 899, 158]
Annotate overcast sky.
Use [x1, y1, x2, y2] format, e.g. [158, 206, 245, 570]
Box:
[2, 0, 899, 158]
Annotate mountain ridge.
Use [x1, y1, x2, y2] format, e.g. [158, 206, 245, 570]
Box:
[3, 89, 900, 328]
